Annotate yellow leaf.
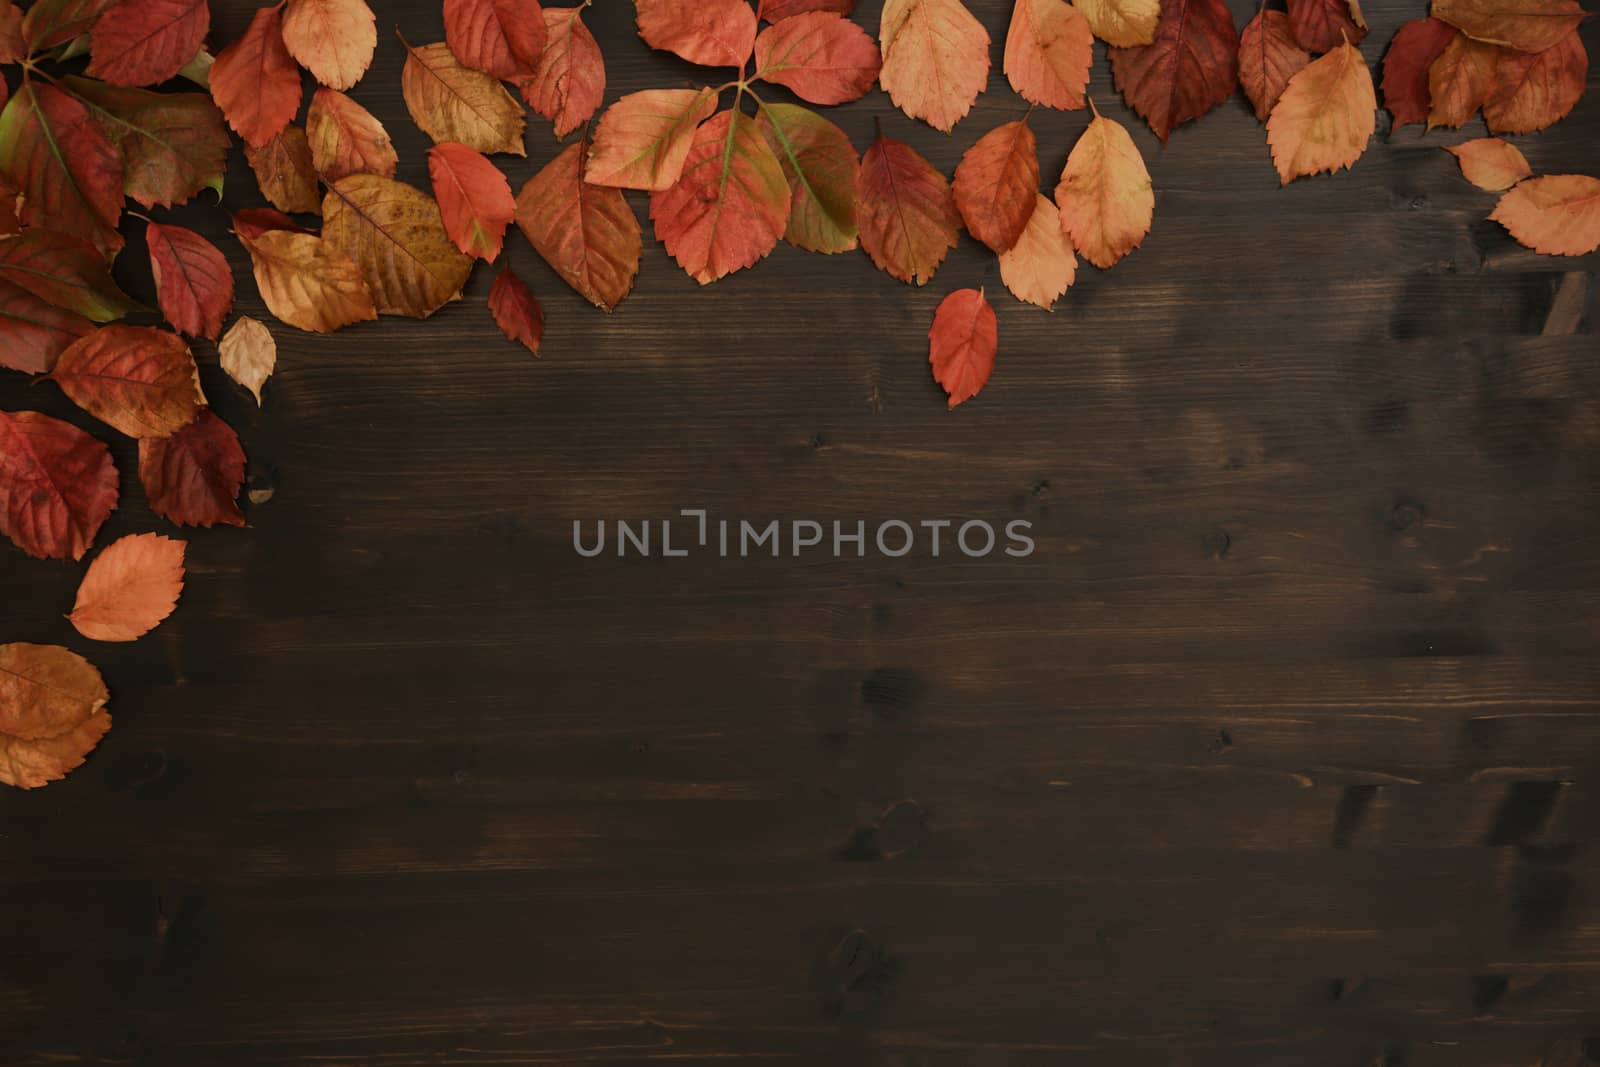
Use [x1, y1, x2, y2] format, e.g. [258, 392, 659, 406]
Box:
[237, 227, 378, 333]
[879, 0, 990, 132]
[322, 174, 475, 317]
[218, 315, 277, 403]
[1266, 40, 1375, 185]
[1072, 0, 1158, 46]
[400, 38, 526, 156]
[1053, 105, 1153, 269]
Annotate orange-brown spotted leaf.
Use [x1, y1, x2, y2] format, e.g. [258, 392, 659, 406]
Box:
[518, 6, 605, 138]
[50, 325, 204, 439]
[428, 141, 516, 260]
[953, 119, 1039, 254]
[445, 0, 547, 79]
[281, 0, 377, 90]
[514, 140, 641, 310]
[306, 88, 399, 182]
[754, 12, 881, 105]
[857, 132, 960, 285]
[65, 78, 229, 210]
[928, 287, 997, 409]
[999, 193, 1076, 309]
[879, 0, 990, 131]
[1445, 136, 1531, 190]
[68, 533, 186, 642]
[1483, 30, 1587, 134]
[1380, 16, 1455, 127]
[1268, 40, 1375, 184]
[139, 408, 246, 527]
[0, 229, 137, 322]
[1110, 0, 1239, 142]
[146, 222, 234, 340]
[245, 125, 322, 214]
[1004, 0, 1093, 110]
[0, 279, 94, 373]
[1432, 0, 1582, 54]
[649, 109, 791, 285]
[236, 227, 378, 332]
[321, 174, 475, 316]
[636, 0, 757, 68]
[1285, 0, 1365, 53]
[1427, 31, 1498, 128]
[1053, 106, 1152, 268]
[1074, 0, 1160, 46]
[0, 642, 108, 741]
[1489, 174, 1600, 256]
[756, 100, 860, 254]
[1239, 9, 1310, 121]
[401, 38, 528, 155]
[585, 88, 718, 191]
[488, 264, 543, 355]
[86, 0, 208, 87]
[210, 6, 302, 148]
[0, 409, 117, 560]
[218, 315, 276, 404]
[0, 82, 125, 258]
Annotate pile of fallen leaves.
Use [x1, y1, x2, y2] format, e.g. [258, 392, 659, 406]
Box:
[1, 0, 1596, 787]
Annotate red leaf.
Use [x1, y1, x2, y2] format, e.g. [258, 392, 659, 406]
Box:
[0, 229, 137, 322]
[518, 5, 606, 138]
[146, 222, 235, 340]
[445, 0, 548, 79]
[928, 288, 997, 409]
[0, 278, 94, 374]
[21, 0, 118, 52]
[85, 0, 208, 87]
[760, 0, 853, 20]
[139, 409, 247, 528]
[64, 79, 230, 210]
[1285, 0, 1364, 54]
[856, 132, 960, 286]
[952, 118, 1039, 254]
[428, 142, 516, 260]
[1110, 0, 1239, 142]
[1239, 8, 1310, 121]
[0, 409, 118, 560]
[488, 264, 543, 354]
[754, 12, 881, 105]
[210, 6, 303, 148]
[231, 207, 313, 241]
[1427, 30, 1497, 129]
[0, 82, 125, 258]
[0, 0, 26, 62]
[50, 325, 204, 439]
[1484, 30, 1587, 134]
[245, 125, 322, 215]
[635, 0, 757, 68]
[1380, 17, 1455, 128]
[514, 140, 641, 310]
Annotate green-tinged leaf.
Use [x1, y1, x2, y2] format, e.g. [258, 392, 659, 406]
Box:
[0, 229, 137, 321]
[755, 101, 858, 254]
[0, 82, 124, 258]
[65, 77, 227, 210]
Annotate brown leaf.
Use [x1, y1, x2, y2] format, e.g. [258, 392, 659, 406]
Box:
[138, 408, 247, 527]
[0, 642, 110, 789]
[0, 408, 118, 560]
[1110, 0, 1240, 142]
[1427, 31, 1498, 129]
[306, 88, 399, 182]
[856, 132, 960, 285]
[50, 325, 205, 439]
[928, 287, 997, 408]
[1285, 0, 1366, 53]
[488, 264, 543, 354]
[0, 703, 111, 789]
[246, 125, 323, 215]
[514, 140, 641, 310]
[65, 78, 230, 210]
[219, 316, 277, 404]
[236, 227, 378, 332]
[321, 174, 475, 317]
[69, 533, 187, 642]
[401, 37, 528, 156]
[281, 0, 378, 90]
[1446, 137, 1532, 190]
[1432, 0, 1582, 54]
[22, 0, 117, 53]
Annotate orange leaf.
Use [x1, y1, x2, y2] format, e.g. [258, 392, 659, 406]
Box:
[0, 409, 117, 560]
[953, 118, 1039, 254]
[754, 12, 881, 105]
[400, 38, 528, 156]
[635, 0, 757, 68]
[1110, 0, 1239, 142]
[428, 142, 516, 260]
[0, 642, 110, 789]
[1426, 31, 1498, 129]
[0, 82, 125, 258]
[281, 0, 378, 91]
[928, 288, 997, 409]
[139, 409, 247, 527]
[321, 174, 475, 316]
[1445, 137, 1532, 191]
[1267, 40, 1375, 184]
[1483, 30, 1587, 134]
[856, 132, 960, 285]
[210, 6, 302, 148]
[0, 279, 93, 374]
[585, 88, 719, 191]
[445, 0, 548, 79]
[1054, 106, 1152, 268]
[236, 227, 378, 333]
[1074, 0, 1160, 46]
[306, 88, 399, 182]
[488, 264, 543, 355]
[756, 100, 860, 254]
[86, 0, 208, 87]
[518, 6, 606, 138]
[1239, 9, 1310, 121]
[69, 533, 187, 642]
[514, 140, 641, 310]
[146, 222, 235, 341]
[65, 78, 230, 210]
[1379, 16, 1455, 127]
[245, 125, 323, 215]
[998, 194, 1076, 310]
[1004, 0, 1094, 110]
[879, 0, 990, 132]
[1285, 0, 1365, 53]
[1432, 0, 1582, 54]
[1489, 174, 1600, 256]
[51, 325, 205, 440]
[0, 703, 111, 789]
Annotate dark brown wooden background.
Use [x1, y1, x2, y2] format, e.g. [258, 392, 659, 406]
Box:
[4, 0, 1600, 1062]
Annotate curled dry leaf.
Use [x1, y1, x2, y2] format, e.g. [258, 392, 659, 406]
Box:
[0, 409, 118, 561]
[953, 119, 1040, 254]
[1239, 9, 1311, 121]
[444, 0, 548, 80]
[0, 229, 137, 323]
[1285, 0, 1366, 54]
[1427, 32, 1498, 129]
[0, 642, 110, 789]
[857, 132, 960, 285]
[1446, 137, 1532, 191]
[246, 126, 322, 215]
[210, 5, 302, 148]
[69, 533, 187, 642]
[998, 193, 1076, 310]
[1110, 0, 1240, 142]
[86, 0, 209, 88]
[428, 142, 517, 260]
[1054, 106, 1153, 268]
[756, 101, 860, 254]
[235, 227, 378, 333]
[1267, 40, 1375, 184]
[519, 6, 606, 138]
[1431, 0, 1582, 54]
[928, 288, 997, 409]
[1380, 17, 1456, 127]
[146, 222, 235, 341]
[322, 174, 475, 317]
[1074, 0, 1160, 46]
[1004, 0, 1094, 110]
[488, 265, 544, 355]
[65, 78, 229, 210]
[635, 0, 758, 68]
[1489, 174, 1600, 256]
[585, 88, 719, 191]
[401, 38, 528, 156]
[139, 409, 248, 527]
[307, 89, 399, 182]
[281, 0, 379, 91]
[514, 140, 642, 310]
[0, 81, 125, 257]
[879, 0, 991, 132]
[50, 325, 205, 440]
[219, 316, 277, 404]
[1484, 31, 1587, 134]
[754, 12, 881, 106]
[0, 279, 93, 374]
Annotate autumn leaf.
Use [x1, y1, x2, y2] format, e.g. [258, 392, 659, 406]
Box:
[928, 288, 997, 408]
[210, 5, 302, 148]
[998, 193, 1076, 309]
[856, 131, 960, 285]
[953, 119, 1039, 254]
[1054, 105, 1152, 268]
[0, 0, 21, 62]
[321, 174, 475, 316]
[146, 222, 235, 341]
[518, 6, 605, 138]
[1427, 31, 1498, 129]
[1285, 0, 1366, 53]
[64, 79, 229, 210]
[489, 264, 543, 355]
[139, 408, 247, 527]
[0, 82, 125, 257]
[650, 109, 791, 284]
[50, 325, 205, 439]
[246, 126, 323, 215]
[236, 226, 378, 332]
[0, 229, 137, 322]
[761, 0, 856, 20]
[232, 207, 314, 240]
[879, 0, 990, 132]
[585, 88, 719, 191]
[21, 0, 117, 53]
[281, 0, 378, 91]
[444, 0, 548, 79]
[68, 533, 187, 642]
[514, 140, 641, 310]
[1239, 9, 1311, 121]
[306, 88, 399, 182]
[0, 409, 117, 560]
[1379, 17, 1456, 127]
[1432, 0, 1583, 54]
[636, 0, 757, 68]
[85, 0, 208, 87]
[219, 316, 276, 404]
[756, 100, 860, 254]
[1110, 0, 1239, 142]
[1075, 0, 1160, 46]
[400, 38, 528, 156]
[754, 12, 881, 105]
[428, 141, 516, 260]
[0, 642, 110, 789]
[1489, 174, 1600, 256]
[1268, 40, 1375, 184]
[1446, 137, 1532, 190]
[0, 703, 111, 788]
[1004, 0, 1093, 110]
[0, 279, 94, 373]
[1483, 31, 1587, 134]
